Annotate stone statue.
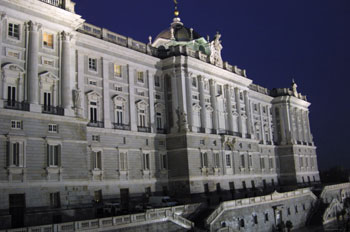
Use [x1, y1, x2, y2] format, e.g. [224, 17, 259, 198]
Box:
[176, 107, 189, 132]
[73, 89, 81, 109]
[291, 79, 298, 97]
[210, 32, 223, 67]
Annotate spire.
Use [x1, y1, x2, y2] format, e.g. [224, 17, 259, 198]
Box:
[174, 0, 179, 17]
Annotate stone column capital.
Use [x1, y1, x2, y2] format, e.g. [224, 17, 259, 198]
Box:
[61, 31, 73, 42]
[27, 21, 42, 32]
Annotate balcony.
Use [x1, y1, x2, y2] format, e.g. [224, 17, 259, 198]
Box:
[42, 105, 64, 116]
[197, 127, 206, 133]
[209, 129, 217, 135]
[113, 123, 130, 131]
[245, 134, 252, 139]
[39, 0, 64, 8]
[157, 128, 167, 134]
[4, 100, 29, 111]
[138, 126, 151, 133]
[88, 121, 104, 128]
[233, 132, 242, 137]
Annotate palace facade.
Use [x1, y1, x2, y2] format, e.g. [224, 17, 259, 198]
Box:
[0, 0, 319, 225]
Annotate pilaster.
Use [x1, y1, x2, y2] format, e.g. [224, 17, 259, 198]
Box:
[102, 58, 111, 128]
[61, 31, 74, 116]
[0, 13, 6, 107]
[75, 50, 85, 118]
[27, 21, 41, 112]
[128, 67, 137, 131]
[198, 76, 207, 130]
[244, 90, 252, 137]
[234, 87, 242, 134]
[185, 74, 193, 130]
[225, 85, 233, 132]
[210, 79, 218, 133]
[148, 71, 155, 133]
[170, 72, 179, 133]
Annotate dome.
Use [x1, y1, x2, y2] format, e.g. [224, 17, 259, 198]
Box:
[155, 19, 201, 42]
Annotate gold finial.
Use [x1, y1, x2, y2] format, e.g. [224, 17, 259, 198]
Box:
[174, 0, 179, 17]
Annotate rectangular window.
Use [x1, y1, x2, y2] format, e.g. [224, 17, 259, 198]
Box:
[116, 108, 123, 125]
[217, 85, 222, 95]
[119, 152, 128, 171]
[248, 155, 253, 168]
[269, 157, 274, 169]
[92, 135, 100, 142]
[7, 86, 16, 104]
[11, 120, 22, 130]
[89, 80, 97, 86]
[192, 78, 197, 87]
[50, 192, 61, 208]
[214, 153, 220, 168]
[240, 154, 245, 168]
[300, 156, 303, 167]
[48, 124, 58, 133]
[161, 154, 167, 169]
[260, 157, 265, 169]
[12, 142, 20, 166]
[155, 76, 160, 87]
[89, 102, 98, 122]
[139, 113, 146, 127]
[226, 154, 231, 167]
[155, 94, 161, 100]
[192, 94, 198, 100]
[47, 145, 60, 167]
[114, 64, 122, 77]
[156, 113, 162, 129]
[8, 23, 20, 39]
[143, 153, 150, 170]
[43, 92, 52, 111]
[201, 152, 208, 168]
[137, 72, 144, 83]
[88, 58, 97, 71]
[200, 140, 205, 145]
[115, 85, 123, 92]
[43, 32, 54, 48]
[93, 151, 102, 170]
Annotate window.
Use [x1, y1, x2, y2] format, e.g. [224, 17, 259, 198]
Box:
[89, 101, 98, 122]
[43, 58, 54, 67]
[138, 110, 146, 127]
[200, 140, 205, 145]
[92, 135, 100, 142]
[50, 192, 60, 208]
[137, 71, 144, 83]
[303, 204, 306, 211]
[260, 157, 265, 169]
[295, 205, 298, 214]
[43, 92, 52, 111]
[88, 58, 97, 71]
[214, 153, 220, 168]
[155, 76, 160, 87]
[269, 157, 274, 169]
[7, 86, 17, 104]
[253, 215, 258, 224]
[114, 64, 122, 77]
[161, 154, 168, 169]
[89, 80, 97, 86]
[254, 104, 258, 111]
[43, 32, 54, 48]
[47, 145, 60, 167]
[156, 112, 162, 129]
[226, 154, 231, 167]
[11, 120, 22, 130]
[204, 81, 209, 90]
[239, 92, 243, 100]
[192, 77, 197, 87]
[217, 84, 222, 95]
[11, 142, 20, 166]
[265, 213, 269, 222]
[143, 153, 150, 170]
[248, 155, 253, 168]
[200, 152, 208, 168]
[155, 94, 161, 100]
[192, 94, 199, 100]
[299, 156, 303, 167]
[119, 152, 128, 171]
[287, 207, 291, 215]
[115, 85, 123, 91]
[115, 106, 123, 125]
[92, 151, 102, 170]
[240, 154, 245, 168]
[48, 124, 58, 133]
[205, 98, 210, 103]
[8, 23, 20, 39]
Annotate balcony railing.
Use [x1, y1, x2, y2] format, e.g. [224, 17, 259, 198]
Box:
[233, 132, 242, 137]
[157, 128, 167, 134]
[209, 129, 217, 135]
[39, 0, 64, 8]
[4, 100, 29, 111]
[138, 126, 151, 133]
[197, 127, 206, 133]
[42, 105, 64, 116]
[113, 123, 130, 131]
[88, 121, 104, 128]
[245, 134, 252, 139]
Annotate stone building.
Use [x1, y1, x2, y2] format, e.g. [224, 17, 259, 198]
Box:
[0, 0, 319, 228]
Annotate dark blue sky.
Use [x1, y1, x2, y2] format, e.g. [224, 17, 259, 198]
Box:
[72, 0, 350, 170]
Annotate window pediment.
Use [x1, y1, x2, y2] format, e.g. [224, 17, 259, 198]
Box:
[112, 95, 127, 107]
[86, 90, 101, 102]
[136, 99, 149, 109]
[193, 103, 202, 112]
[154, 102, 165, 111]
[39, 71, 58, 86]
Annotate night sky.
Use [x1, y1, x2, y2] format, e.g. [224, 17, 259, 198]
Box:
[72, 0, 350, 171]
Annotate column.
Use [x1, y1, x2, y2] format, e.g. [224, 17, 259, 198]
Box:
[177, 69, 188, 132]
[76, 50, 84, 118]
[148, 71, 155, 133]
[102, 58, 111, 128]
[306, 111, 313, 145]
[234, 88, 242, 136]
[27, 21, 41, 112]
[185, 75, 193, 130]
[259, 104, 265, 144]
[0, 14, 5, 107]
[61, 31, 74, 116]
[267, 107, 274, 145]
[293, 108, 300, 143]
[128, 67, 137, 131]
[198, 76, 207, 130]
[170, 72, 179, 133]
[225, 85, 233, 133]
[244, 90, 252, 138]
[209, 79, 218, 133]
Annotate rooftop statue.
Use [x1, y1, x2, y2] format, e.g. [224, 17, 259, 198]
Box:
[210, 32, 223, 68]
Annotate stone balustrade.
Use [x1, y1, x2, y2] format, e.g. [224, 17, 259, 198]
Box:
[0, 204, 200, 232]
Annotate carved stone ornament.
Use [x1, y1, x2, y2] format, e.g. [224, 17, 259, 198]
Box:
[209, 32, 223, 68]
[28, 21, 42, 32]
[61, 31, 73, 41]
[73, 89, 82, 109]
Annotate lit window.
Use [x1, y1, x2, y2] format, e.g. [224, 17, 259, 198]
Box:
[88, 58, 97, 71]
[11, 120, 22, 130]
[114, 64, 122, 77]
[47, 144, 60, 167]
[8, 23, 20, 39]
[137, 72, 144, 83]
[43, 32, 54, 48]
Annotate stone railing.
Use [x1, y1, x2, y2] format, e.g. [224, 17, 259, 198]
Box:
[206, 188, 316, 227]
[249, 83, 271, 96]
[320, 182, 350, 200]
[1, 204, 200, 232]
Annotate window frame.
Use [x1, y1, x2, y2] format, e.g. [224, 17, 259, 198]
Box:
[7, 22, 20, 41]
[42, 31, 54, 49]
[88, 57, 98, 72]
